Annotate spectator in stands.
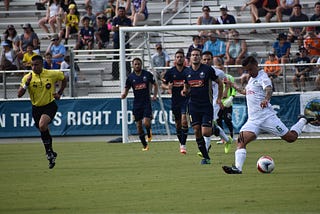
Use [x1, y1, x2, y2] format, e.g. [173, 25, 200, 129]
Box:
[293, 46, 312, 91]
[59, 0, 78, 22]
[3, 0, 9, 13]
[152, 43, 171, 88]
[315, 57, 320, 90]
[82, 5, 97, 29]
[85, 0, 109, 16]
[264, 52, 281, 91]
[310, 2, 320, 34]
[304, 27, 320, 62]
[272, 32, 291, 64]
[186, 35, 204, 65]
[262, 0, 280, 22]
[105, 0, 116, 20]
[75, 16, 95, 50]
[130, 0, 148, 26]
[17, 23, 40, 60]
[111, 6, 132, 79]
[61, 3, 79, 45]
[3, 25, 19, 52]
[202, 32, 226, 58]
[241, 0, 263, 34]
[197, 6, 216, 37]
[215, 4, 236, 37]
[22, 44, 38, 70]
[43, 52, 60, 69]
[45, 34, 66, 65]
[95, 14, 111, 49]
[288, 4, 308, 45]
[165, 0, 179, 13]
[38, 0, 61, 37]
[0, 40, 19, 71]
[225, 30, 247, 71]
[116, 0, 131, 16]
[276, 0, 299, 22]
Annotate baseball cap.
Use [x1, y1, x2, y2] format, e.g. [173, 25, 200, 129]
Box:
[220, 4, 228, 11]
[68, 4, 76, 9]
[7, 24, 15, 29]
[155, 43, 162, 48]
[51, 34, 59, 41]
[97, 14, 107, 20]
[22, 23, 31, 29]
[268, 52, 275, 56]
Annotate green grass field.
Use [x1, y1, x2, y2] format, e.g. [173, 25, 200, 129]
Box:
[0, 138, 320, 214]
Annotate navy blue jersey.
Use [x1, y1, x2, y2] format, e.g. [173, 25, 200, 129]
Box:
[163, 66, 188, 108]
[125, 70, 155, 109]
[185, 64, 218, 108]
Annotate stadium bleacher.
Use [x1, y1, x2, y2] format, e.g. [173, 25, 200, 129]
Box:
[0, 0, 318, 98]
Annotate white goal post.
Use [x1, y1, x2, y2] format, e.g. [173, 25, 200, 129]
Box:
[119, 21, 320, 143]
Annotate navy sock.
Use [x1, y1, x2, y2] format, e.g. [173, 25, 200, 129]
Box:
[176, 128, 182, 144]
[197, 137, 210, 159]
[181, 126, 188, 145]
[41, 130, 53, 154]
[139, 134, 147, 147]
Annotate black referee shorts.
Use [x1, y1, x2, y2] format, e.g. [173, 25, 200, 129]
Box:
[32, 101, 58, 128]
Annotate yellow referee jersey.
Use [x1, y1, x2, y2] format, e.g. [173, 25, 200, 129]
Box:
[21, 69, 65, 107]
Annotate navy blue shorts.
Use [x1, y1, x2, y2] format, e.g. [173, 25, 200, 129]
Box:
[133, 104, 152, 122]
[172, 101, 187, 121]
[32, 101, 58, 129]
[189, 104, 213, 127]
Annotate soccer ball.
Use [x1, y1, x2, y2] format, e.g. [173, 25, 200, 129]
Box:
[257, 156, 275, 173]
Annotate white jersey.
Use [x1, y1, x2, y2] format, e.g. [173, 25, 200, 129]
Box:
[245, 69, 276, 121]
[212, 66, 226, 120]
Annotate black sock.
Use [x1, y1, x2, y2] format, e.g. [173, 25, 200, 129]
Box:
[176, 128, 182, 144]
[181, 126, 188, 145]
[196, 137, 210, 159]
[41, 130, 53, 154]
[139, 133, 147, 147]
[146, 128, 151, 138]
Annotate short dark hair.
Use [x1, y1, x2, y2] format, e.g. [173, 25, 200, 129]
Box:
[202, 51, 213, 57]
[242, 56, 258, 67]
[175, 49, 185, 56]
[32, 55, 43, 62]
[118, 6, 125, 10]
[293, 3, 302, 9]
[315, 2, 320, 7]
[191, 48, 202, 55]
[132, 57, 142, 64]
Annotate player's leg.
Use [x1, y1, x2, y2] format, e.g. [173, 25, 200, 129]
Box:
[282, 115, 315, 143]
[134, 108, 148, 150]
[143, 104, 153, 143]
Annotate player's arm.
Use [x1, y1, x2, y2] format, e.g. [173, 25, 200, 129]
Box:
[121, 87, 129, 99]
[228, 80, 246, 95]
[54, 76, 67, 100]
[181, 83, 189, 96]
[17, 73, 32, 98]
[260, 85, 273, 108]
[215, 78, 223, 107]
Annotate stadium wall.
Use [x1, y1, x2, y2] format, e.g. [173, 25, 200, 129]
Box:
[0, 93, 319, 138]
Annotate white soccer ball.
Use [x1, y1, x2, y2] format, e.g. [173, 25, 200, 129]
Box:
[257, 155, 275, 173]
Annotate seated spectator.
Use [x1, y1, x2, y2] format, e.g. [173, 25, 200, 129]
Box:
[197, 6, 216, 37]
[115, 0, 131, 16]
[0, 40, 19, 71]
[95, 14, 110, 49]
[186, 35, 204, 64]
[105, 0, 116, 20]
[287, 4, 309, 45]
[272, 32, 291, 64]
[225, 30, 247, 69]
[38, 0, 61, 37]
[75, 16, 95, 50]
[81, 5, 96, 29]
[303, 27, 320, 61]
[130, 0, 148, 26]
[85, 0, 108, 16]
[43, 52, 60, 69]
[241, 0, 263, 34]
[264, 52, 281, 90]
[61, 3, 79, 45]
[292, 46, 312, 91]
[59, 0, 78, 24]
[152, 43, 170, 84]
[310, 2, 320, 34]
[276, 0, 299, 22]
[17, 23, 40, 59]
[45, 34, 66, 65]
[263, 0, 280, 22]
[202, 32, 226, 58]
[215, 4, 236, 37]
[3, 25, 19, 52]
[22, 44, 38, 70]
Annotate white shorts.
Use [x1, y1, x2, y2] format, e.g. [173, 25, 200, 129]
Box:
[240, 114, 289, 137]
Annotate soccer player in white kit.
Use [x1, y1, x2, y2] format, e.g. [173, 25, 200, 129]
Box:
[222, 56, 316, 174]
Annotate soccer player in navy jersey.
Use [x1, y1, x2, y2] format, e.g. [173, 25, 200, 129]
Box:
[162, 49, 189, 154]
[181, 48, 224, 164]
[121, 58, 158, 151]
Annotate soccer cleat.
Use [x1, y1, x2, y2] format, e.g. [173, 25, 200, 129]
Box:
[180, 145, 187, 154]
[47, 151, 57, 169]
[201, 158, 211, 165]
[142, 145, 149, 151]
[147, 129, 152, 143]
[298, 114, 317, 124]
[197, 145, 211, 158]
[222, 165, 242, 174]
[224, 136, 233, 154]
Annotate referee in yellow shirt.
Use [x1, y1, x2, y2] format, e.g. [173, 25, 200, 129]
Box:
[18, 55, 67, 169]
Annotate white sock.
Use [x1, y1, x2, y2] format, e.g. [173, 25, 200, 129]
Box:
[203, 136, 211, 151]
[290, 118, 307, 136]
[235, 148, 246, 172]
[218, 126, 229, 142]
